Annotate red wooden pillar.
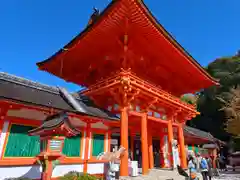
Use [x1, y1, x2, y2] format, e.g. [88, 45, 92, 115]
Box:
[212, 148, 217, 168]
[43, 161, 53, 180]
[108, 131, 111, 152]
[178, 123, 187, 169]
[148, 128, 154, 169]
[130, 132, 134, 160]
[167, 118, 174, 168]
[83, 123, 91, 173]
[0, 107, 8, 134]
[141, 112, 149, 175]
[120, 107, 129, 176]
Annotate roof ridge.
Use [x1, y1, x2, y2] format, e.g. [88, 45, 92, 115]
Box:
[0, 72, 59, 94]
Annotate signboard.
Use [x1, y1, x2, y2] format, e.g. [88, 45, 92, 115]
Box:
[50, 140, 62, 151]
[202, 144, 217, 149]
[111, 139, 118, 145]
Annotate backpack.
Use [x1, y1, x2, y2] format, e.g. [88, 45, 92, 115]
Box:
[200, 158, 208, 169]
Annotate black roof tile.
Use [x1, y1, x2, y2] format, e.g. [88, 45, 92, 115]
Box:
[184, 126, 215, 142]
[0, 72, 119, 121]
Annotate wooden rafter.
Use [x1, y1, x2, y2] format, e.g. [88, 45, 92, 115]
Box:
[142, 97, 159, 112]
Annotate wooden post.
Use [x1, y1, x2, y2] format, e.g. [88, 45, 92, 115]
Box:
[167, 118, 174, 168]
[178, 123, 187, 169]
[192, 145, 195, 154]
[0, 107, 9, 159]
[108, 131, 111, 152]
[0, 107, 8, 135]
[159, 129, 165, 168]
[46, 161, 53, 180]
[148, 128, 154, 169]
[120, 107, 129, 176]
[141, 112, 149, 174]
[83, 123, 91, 173]
[212, 148, 217, 168]
[130, 133, 134, 160]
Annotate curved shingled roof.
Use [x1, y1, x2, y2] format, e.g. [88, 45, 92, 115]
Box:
[0, 72, 119, 121]
[37, 0, 218, 95]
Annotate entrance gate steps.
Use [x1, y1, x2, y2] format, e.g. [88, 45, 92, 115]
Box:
[120, 168, 186, 180]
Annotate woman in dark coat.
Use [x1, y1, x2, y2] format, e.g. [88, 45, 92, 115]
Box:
[206, 156, 213, 180]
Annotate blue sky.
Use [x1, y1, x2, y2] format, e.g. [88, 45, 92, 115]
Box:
[0, 0, 239, 92]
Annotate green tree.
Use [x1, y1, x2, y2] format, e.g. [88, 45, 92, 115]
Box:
[218, 86, 240, 137]
[180, 94, 198, 105]
[187, 54, 240, 142]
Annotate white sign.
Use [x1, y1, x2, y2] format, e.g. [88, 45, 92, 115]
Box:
[111, 139, 118, 145]
[202, 144, 217, 149]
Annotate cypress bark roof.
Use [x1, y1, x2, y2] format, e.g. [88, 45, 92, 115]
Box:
[184, 126, 225, 145]
[37, 0, 218, 95]
[184, 126, 215, 141]
[0, 72, 119, 121]
[28, 112, 80, 137]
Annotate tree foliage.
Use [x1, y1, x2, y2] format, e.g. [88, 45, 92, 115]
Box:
[180, 94, 198, 105]
[218, 86, 240, 136]
[187, 54, 240, 142]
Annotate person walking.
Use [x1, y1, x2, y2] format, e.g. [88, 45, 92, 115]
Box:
[206, 156, 213, 180]
[188, 155, 198, 180]
[198, 154, 209, 180]
[196, 153, 201, 172]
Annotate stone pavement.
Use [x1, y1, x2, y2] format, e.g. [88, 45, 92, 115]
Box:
[120, 169, 240, 180]
[214, 171, 240, 180]
[120, 169, 186, 180]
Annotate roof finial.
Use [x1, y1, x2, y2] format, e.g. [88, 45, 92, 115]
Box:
[87, 7, 100, 26]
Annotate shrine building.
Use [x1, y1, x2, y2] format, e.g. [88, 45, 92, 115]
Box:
[0, 0, 219, 179]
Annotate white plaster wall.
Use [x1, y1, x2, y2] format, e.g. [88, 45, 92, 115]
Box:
[52, 164, 84, 177]
[87, 163, 104, 174]
[0, 166, 41, 180]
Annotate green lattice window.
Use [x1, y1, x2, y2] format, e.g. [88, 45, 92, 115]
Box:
[188, 146, 193, 151]
[4, 124, 40, 157]
[194, 146, 199, 153]
[62, 133, 82, 157]
[92, 134, 105, 156]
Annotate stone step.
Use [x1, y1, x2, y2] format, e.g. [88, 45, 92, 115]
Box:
[120, 169, 186, 180]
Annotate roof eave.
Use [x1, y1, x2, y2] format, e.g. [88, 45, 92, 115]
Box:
[137, 0, 218, 85]
[36, 0, 119, 68]
[37, 0, 218, 86]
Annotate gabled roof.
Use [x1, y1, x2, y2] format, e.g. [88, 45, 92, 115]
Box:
[184, 126, 215, 142]
[29, 112, 80, 137]
[0, 72, 119, 121]
[184, 126, 225, 145]
[37, 0, 218, 95]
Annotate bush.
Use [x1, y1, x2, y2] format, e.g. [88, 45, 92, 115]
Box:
[59, 171, 100, 180]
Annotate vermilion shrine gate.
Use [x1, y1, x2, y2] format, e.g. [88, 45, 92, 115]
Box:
[37, 0, 218, 176]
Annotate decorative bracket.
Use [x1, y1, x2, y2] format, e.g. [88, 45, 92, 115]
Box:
[142, 98, 159, 112]
[173, 108, 182, 117]
[126, 89, 140, 107]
